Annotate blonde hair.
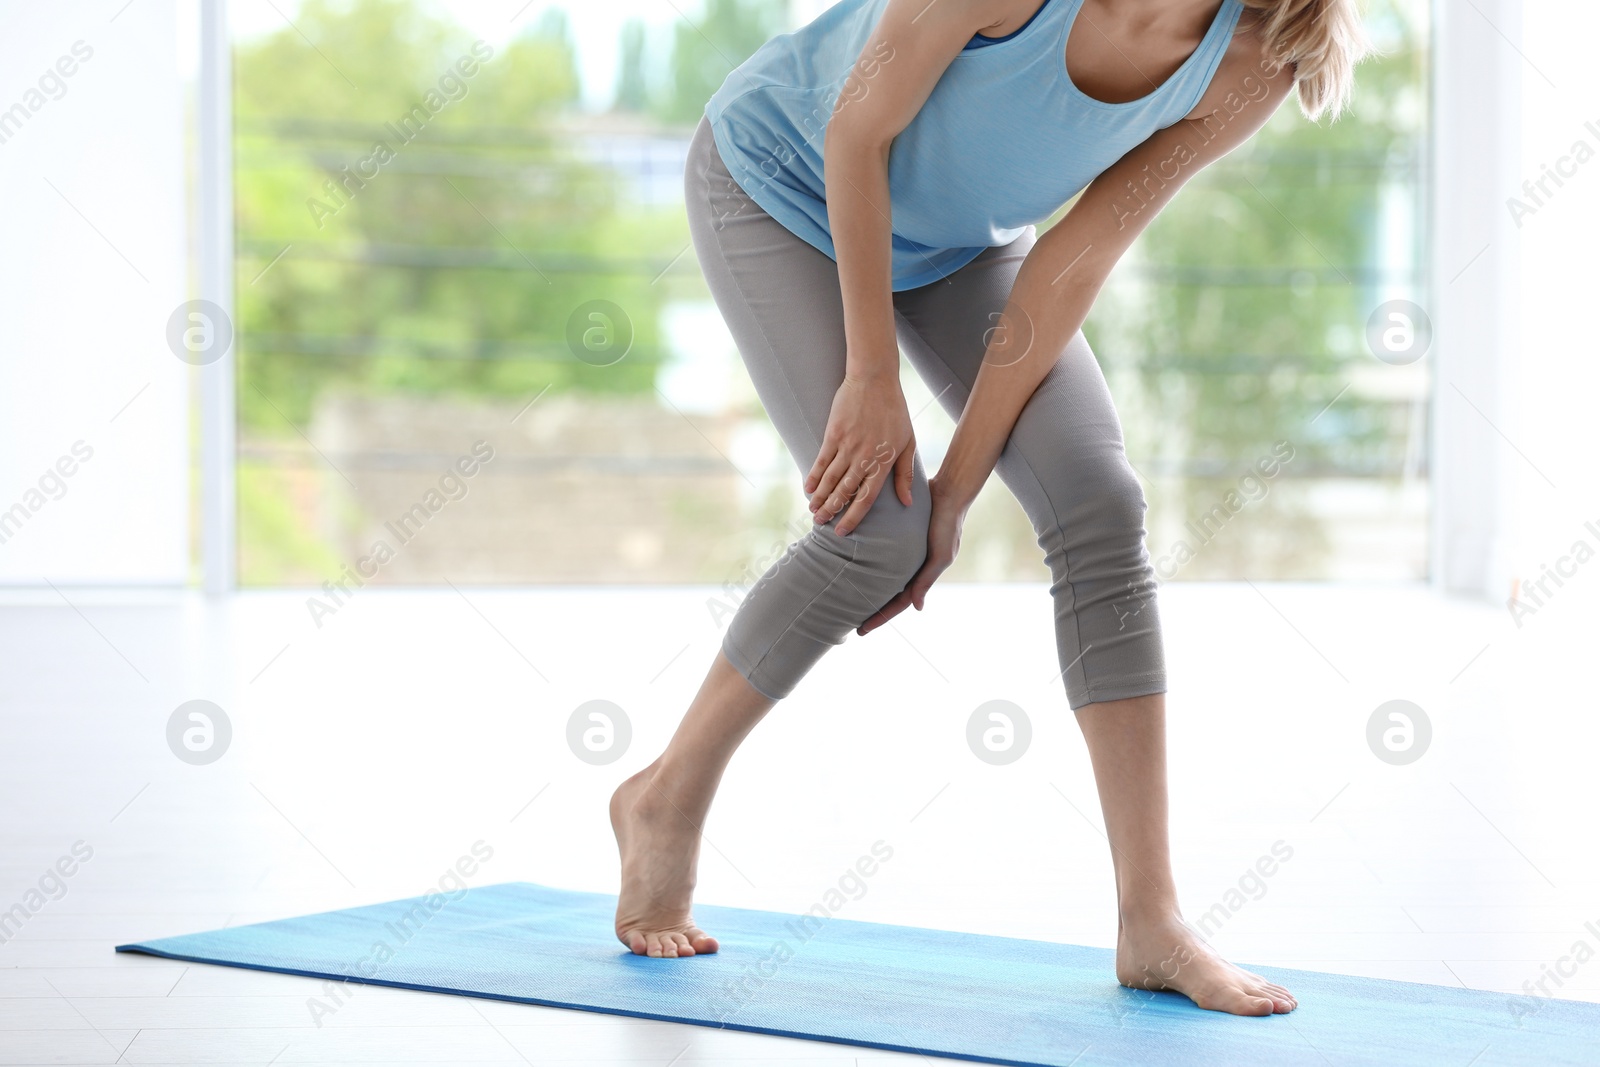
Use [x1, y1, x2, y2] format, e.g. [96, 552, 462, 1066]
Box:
[1239, 0, 1373, 121]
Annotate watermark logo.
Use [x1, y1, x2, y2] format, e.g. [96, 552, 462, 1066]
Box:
[0, 440, 94, 547]
[0, 40, 94, 148]
[1192, 840, 1295, 941]
[566, 300, 633, 367]
[0, 841, 94, 944]
[1366, 699, 1430, 765]
[1140, 840, 1294, 989]
[1507, 917, 1600, 1027]
[567, 700, 631, 765]
[708, 841, 893, 1023]
[705, 516, 816, 629]
[966, 700, 1031, 765]
[1110, 577, 1155, 633]
[1107, 54, 1277, 231]
[166, 700, 231, 765]
[742, 40, 896, 191]
[1506, 518, 1600, 628]
[166, 300, 233, 366]
[1365, 299, 1431, 366]
[1506, 120, 1600, 229]
[981, 304, 1036, 369]
[306, 841, 494, 1025]
[306, 41, 494, 229]
[306, 442, 495, 629]
[712, 171, 754, 231]
[1152, 441, 1295, 581]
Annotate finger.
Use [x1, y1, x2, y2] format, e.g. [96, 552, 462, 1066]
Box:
[804, 441, 837, 496]
[893, 443, 915, 507]
[835, 467, 886, 536]
[858, 590, 913, 635]
[809, 452, 851, 514]
[826, 468, 867, 517]
[907, 556, 949, 611]
[810, 452, 858, 518]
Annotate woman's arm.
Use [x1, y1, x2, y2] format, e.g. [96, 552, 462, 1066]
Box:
[807, 0, 1003, 536]
[863, 41, 1298, 631]
[940, 46, 1296, 505]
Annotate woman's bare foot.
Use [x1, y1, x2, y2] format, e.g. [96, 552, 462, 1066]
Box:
[610, 764, 719, 958]
[1116, 907, 1296, 1016]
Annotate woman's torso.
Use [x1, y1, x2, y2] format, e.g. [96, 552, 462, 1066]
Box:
[704, 0, 1245, 291]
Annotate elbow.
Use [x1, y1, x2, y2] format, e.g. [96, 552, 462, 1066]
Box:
[824, 115, 894, 165]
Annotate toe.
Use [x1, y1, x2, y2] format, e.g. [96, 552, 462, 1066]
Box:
[1206, 987, 1273, 1016]
[671, 932, 694, 957]
[1239, 992, 1275, 1016]
[691, 931, 719, 955]
[645, 933, 664, 958]
[625, 930, 647, 956]
[1249, 979, 1295, 1012]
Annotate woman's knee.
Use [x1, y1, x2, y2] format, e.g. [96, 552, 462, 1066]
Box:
[877, 519, 931, 588]
[1043, 456, 1151, 575]
[841, 488, 931, 589]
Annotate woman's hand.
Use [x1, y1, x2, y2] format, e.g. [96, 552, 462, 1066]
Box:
[857, 474, 969, 635]
[806, 370, 916, 537]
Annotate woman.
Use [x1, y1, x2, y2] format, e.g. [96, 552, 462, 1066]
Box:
[611, 0, 1367, 1016]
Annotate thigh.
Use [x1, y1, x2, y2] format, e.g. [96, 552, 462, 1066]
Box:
[891, 227, 1038, 409]
[685, 118, 840, 468]
[891, 227, 1138, 524]
[684, 117, 929, 531]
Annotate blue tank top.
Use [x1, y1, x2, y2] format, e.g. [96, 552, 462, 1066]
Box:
[964, 0, 1054, 48]
[704, 0, 1244, 291]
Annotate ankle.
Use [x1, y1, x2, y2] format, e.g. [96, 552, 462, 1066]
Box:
[1118, 894, 1183, 929]
[647, 756, 718, 812]
[629, 767, 708, 830]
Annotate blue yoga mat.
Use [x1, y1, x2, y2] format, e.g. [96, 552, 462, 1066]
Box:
[116, 882, 1595, 1066]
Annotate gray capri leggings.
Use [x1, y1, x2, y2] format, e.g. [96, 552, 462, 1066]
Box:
[685, 116, 1164, 710]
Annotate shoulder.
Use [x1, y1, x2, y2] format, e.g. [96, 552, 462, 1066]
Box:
[1194, 13, 1297, 116]
[1174, 15, 1296, 154]
[877, 0, 1010, 33]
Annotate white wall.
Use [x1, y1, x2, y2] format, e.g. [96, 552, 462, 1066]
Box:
[0, 0, 191, 585]
[1429, 0, 1521, 597]
[1430, 0, 1600, 617]
[1509, 4, 1600, 608]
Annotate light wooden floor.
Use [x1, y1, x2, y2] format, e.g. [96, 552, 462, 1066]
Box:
[2, 581, 1596, 1065]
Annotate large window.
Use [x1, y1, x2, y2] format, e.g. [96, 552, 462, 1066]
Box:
[233, 0, 1430, 586]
